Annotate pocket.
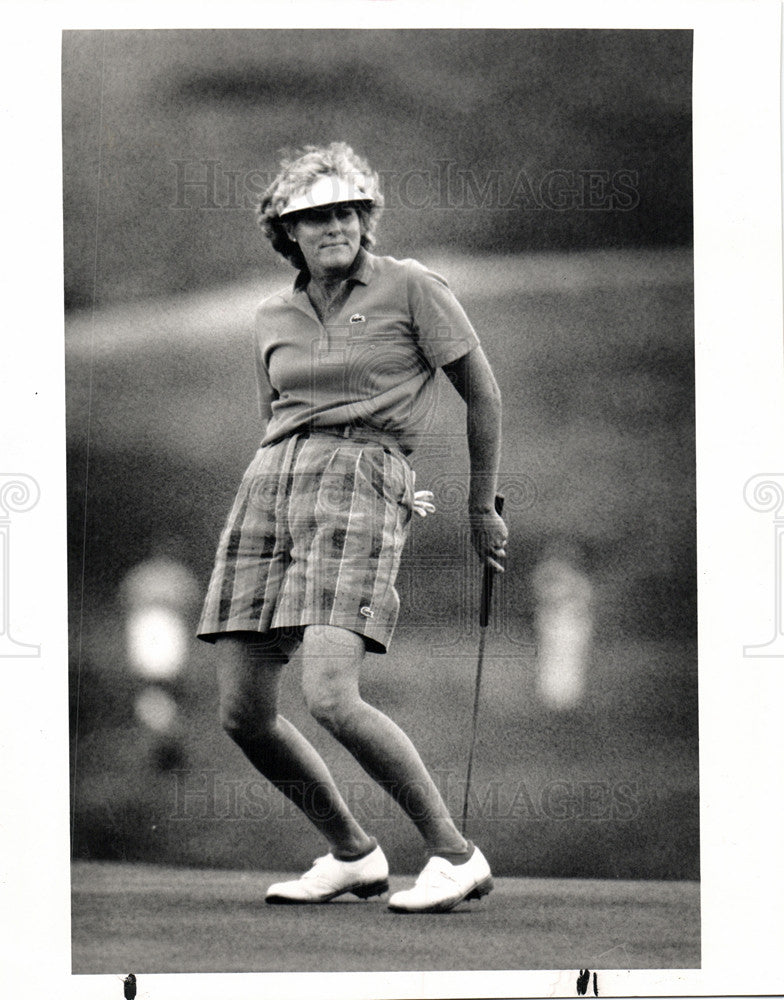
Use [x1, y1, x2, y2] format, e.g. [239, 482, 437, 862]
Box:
[386, 449, 415, 521]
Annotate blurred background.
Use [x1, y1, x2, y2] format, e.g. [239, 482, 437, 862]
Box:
[65, 29, 696, 881]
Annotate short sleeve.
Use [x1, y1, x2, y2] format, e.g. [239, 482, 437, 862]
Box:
[405, 259, 481, 370]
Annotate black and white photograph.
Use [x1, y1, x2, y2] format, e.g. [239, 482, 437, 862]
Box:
[65, 24, 698, 974]
[2, 3, 783, 998]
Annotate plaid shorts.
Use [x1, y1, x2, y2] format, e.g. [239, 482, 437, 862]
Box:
[197, 431, 415, 654]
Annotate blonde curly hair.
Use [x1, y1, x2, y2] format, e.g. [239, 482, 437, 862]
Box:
[257, 143, 384, 271]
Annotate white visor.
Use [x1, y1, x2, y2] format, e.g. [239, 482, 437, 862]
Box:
[278, 175, 374, 217]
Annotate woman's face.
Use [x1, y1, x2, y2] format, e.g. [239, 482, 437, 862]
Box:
[285, 203, 362, 279]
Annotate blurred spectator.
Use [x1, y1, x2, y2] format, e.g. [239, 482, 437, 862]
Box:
[120, 550, 199, 770]
[532, 541, 593, 711]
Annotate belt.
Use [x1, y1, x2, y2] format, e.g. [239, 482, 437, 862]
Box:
[302, 425, 408, 455]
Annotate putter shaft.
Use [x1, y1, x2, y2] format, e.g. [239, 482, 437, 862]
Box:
[461, 494, 504, 836]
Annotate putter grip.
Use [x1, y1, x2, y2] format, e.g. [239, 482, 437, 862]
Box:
[479, 494, 505, 627]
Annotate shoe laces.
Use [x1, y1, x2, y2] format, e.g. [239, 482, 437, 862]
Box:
[416, 856, 461, 891]
[302, 854, 335, 882]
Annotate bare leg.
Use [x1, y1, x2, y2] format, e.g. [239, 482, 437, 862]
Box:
[300, 625, 468, 855]
[216, 633, 375, 856]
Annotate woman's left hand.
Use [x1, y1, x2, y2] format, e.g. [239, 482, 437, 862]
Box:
[470, 508, 508, 573]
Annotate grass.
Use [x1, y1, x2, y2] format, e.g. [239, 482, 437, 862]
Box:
[72, 860, 700, 974]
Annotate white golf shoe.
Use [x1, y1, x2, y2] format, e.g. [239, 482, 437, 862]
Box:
[265, 845, 389, 904]
[387, 844, 493, 913]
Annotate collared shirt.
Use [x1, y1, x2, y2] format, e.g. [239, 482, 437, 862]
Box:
[254, 249, 481, 454]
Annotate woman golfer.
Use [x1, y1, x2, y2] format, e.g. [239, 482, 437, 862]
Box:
[197, 143, 507, 913]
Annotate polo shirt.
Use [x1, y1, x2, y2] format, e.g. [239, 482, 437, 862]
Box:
[254, 249, 480, 454]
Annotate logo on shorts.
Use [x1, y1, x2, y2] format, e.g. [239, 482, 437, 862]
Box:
[360, 606, 375, 618]
[349, 314, 366, 324]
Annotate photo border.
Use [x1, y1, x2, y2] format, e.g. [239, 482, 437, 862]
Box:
[2, 1, 782, 997]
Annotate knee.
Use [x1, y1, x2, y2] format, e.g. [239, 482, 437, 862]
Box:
[219, 702, 275, 745]
[303, 685, 340, 733]
[219, 703, 251, 744]
[302, 684, 354, 736]
[300, 626, 364, 735]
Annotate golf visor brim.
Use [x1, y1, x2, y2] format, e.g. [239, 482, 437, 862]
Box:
[278, 175, 374, 217]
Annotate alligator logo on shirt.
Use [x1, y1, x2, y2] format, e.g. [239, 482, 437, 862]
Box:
[349, 314, 366, 324]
